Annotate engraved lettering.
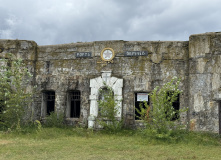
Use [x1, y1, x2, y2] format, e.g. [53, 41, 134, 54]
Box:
[124, 51, 148, 57]
[76, 52, 92, 58]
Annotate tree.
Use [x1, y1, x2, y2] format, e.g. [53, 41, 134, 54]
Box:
[0, 54, 33, 130]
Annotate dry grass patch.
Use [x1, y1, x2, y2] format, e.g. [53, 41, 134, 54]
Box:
[0, 140, 13, 145]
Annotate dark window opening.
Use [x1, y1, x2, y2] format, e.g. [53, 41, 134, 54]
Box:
[44, 91, 55, 115]
[167, 92, 180, 121]
[135, 93, 149, 120]
[0, 100, 4, 122]
[219, 102, 221, 135]
[0, 100, 3, 112]
[46, 61, 50, 73]
[69, 91, 80, 118]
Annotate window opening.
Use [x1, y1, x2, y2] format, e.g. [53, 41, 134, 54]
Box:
[43, 91, 55, 115]
[219, 102, 221, 134]
[69, 91, 80, 118]
[46, 61, 50, 73]
[167, 92, 180, 121]
[135, 93, 149, 120]
[0, 100, 4, 123]
[0, 100, 3, 115]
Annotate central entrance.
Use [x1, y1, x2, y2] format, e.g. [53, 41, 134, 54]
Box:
[88, 71, 123, 128]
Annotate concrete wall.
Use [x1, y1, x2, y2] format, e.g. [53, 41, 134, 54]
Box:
[0, 39, 37, 118]
[1, 32, 221, 133]
[189, 32, 221, 133]
[35, 40, 189, 127]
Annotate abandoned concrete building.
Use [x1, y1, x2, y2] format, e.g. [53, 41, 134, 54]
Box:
[0, 32, 221, 134]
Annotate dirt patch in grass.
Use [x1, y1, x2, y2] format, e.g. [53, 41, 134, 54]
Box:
[0, 140, 13, 145]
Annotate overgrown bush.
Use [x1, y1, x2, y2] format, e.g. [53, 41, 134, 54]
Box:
[137, 77, 188, 140]
[97, 84, 123, 132]
[0, 54, 34, 130]
[43, 112, 65, 128]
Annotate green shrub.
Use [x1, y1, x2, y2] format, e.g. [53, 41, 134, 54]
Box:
[0, 54, 34, 130]
[137, 77, 188, 140]
[43, 112, 65, 128]
[97, 84, 123, 132]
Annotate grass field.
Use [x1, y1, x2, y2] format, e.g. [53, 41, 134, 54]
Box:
[0, 128, 221, 160]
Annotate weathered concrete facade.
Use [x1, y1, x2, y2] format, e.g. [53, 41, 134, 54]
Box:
[0, 32, 221, 133]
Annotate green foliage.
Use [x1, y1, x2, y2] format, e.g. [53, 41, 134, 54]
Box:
[0, 128, 220, 160]
[34, 120, 42, 132]
[137, 77, 188, 139]
[43, 112, 65, 128]
[97, 84, 123, 132]
[0, 54, 33, 130]
[135, 101, 149, 120]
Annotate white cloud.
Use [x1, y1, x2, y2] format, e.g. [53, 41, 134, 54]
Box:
[0, 0, 221, 45]
[0, 29, 13, 39]
[0, 14, 22, 39]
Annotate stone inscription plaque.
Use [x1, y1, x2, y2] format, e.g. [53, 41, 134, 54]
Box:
[124, 51, 148, 57]
[76, 52, 92, 58]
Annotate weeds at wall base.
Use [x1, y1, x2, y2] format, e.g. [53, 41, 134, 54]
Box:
[137, 128, 221, 146]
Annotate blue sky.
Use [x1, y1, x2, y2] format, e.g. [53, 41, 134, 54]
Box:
[0, 0, 220, 45]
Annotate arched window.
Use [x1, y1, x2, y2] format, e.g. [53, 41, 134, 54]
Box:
[98, 87, 114, 117]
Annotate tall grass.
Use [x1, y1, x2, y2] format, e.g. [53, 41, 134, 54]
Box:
[1, 127, 220, 146]
[0, 128, 221, 160]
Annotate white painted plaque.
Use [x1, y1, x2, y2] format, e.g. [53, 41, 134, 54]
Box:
[137, 93, 148, 102]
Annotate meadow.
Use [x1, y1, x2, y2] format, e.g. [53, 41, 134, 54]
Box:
[0, 128, 221, 160]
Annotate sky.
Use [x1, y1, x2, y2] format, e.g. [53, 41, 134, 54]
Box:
[0, 0, 221, 45]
